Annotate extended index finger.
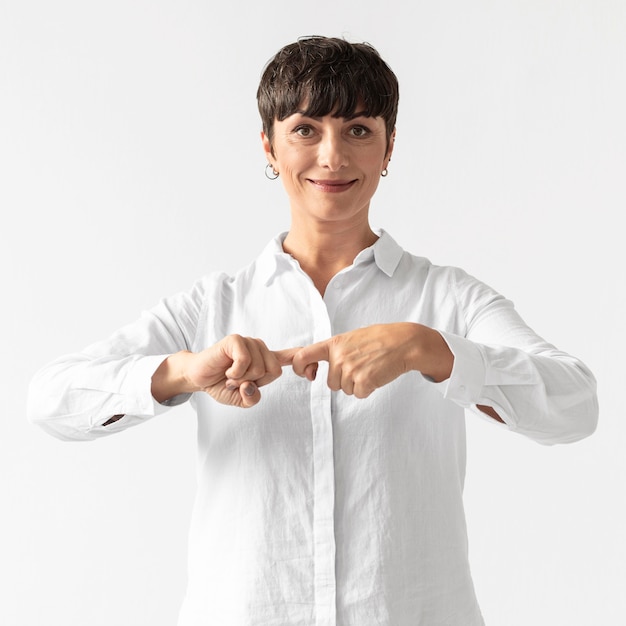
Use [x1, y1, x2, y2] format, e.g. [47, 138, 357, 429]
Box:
[272, 347, 301, 366]
[292, 341, 331, 380]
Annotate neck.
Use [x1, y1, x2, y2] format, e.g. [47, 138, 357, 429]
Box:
[283, 221, 378, 296]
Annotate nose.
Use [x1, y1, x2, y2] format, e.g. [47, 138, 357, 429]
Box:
[317, 130, 348, 171]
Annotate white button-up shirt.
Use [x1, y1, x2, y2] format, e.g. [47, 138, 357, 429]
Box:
[28, 230, 598, 626]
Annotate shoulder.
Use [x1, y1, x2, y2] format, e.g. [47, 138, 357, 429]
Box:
[387, 237, 464, 289]
[187, 236, 281, 302]
[390, 238, 505, 308]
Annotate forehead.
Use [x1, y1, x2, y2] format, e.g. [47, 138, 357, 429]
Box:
[275, 85, 368, 120]
[273, 111, 386, 131]
[280, 96, 376, 121]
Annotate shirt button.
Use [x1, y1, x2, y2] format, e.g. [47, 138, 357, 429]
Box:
[333, 281, 342, 289]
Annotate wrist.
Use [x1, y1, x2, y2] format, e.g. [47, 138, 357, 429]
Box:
[405, 323, 454, 383]
[151, 350, 198, 403]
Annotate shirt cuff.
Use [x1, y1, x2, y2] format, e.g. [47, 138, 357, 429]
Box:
[93, 354, 192, 436]
[429, 331, 486, 407]
[119, 354, 192, 415]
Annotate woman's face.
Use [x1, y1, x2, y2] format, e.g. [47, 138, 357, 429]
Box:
[262, 109, 394, 230]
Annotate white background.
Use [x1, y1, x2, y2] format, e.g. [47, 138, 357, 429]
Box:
[1, 1, 624, 624]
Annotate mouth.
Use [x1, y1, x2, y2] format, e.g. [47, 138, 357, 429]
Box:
[308, 179, 357, 193]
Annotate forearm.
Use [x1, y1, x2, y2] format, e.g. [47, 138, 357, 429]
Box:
[483, 347, 597, 443]
[28, 283, 204, 440]
[439, 332, 598, 444]
[27, 353, 175, 441]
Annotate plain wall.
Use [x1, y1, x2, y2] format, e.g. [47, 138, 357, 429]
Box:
[1, 1, 624, 624]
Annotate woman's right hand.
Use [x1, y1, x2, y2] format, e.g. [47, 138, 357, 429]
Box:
[151, 335, 298, 408]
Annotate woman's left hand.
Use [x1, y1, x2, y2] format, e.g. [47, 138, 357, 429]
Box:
[291, 322, 454, 398]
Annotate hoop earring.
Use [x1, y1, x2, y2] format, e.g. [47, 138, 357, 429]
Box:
[265, 163, 279, 180]
[381, 168, 389, 177]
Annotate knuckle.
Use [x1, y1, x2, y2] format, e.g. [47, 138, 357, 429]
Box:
[342, 362, 356, 377]
[247, 364, 265, 379]
[354, 385, 372, 399]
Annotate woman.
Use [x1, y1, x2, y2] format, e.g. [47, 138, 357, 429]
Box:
[28, 36, 598, 626]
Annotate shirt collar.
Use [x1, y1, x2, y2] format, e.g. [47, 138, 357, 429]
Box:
[256, 233, 291, 286]
[372, 229, 404, 277]
[257, 229, 404, 285]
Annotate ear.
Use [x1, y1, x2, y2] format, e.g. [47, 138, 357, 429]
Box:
[261, 131, 274, 162]
[384, 128, 396, 167]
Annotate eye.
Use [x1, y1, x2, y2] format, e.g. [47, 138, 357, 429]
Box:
[349, 125, 370, 138]
[294, 125, 314, 137]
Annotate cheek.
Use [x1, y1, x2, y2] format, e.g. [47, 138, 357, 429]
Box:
[277, 167, 304, 196]
[276, 154, 307, 180]
[364, 177, 382, 199]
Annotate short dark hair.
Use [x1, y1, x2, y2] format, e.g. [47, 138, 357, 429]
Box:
[257, 36, 399, 148]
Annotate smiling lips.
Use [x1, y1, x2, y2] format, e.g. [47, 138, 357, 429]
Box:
[308, 179, 357, 193]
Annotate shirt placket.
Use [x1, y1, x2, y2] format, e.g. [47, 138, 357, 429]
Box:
[307, 276, 345, 626]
